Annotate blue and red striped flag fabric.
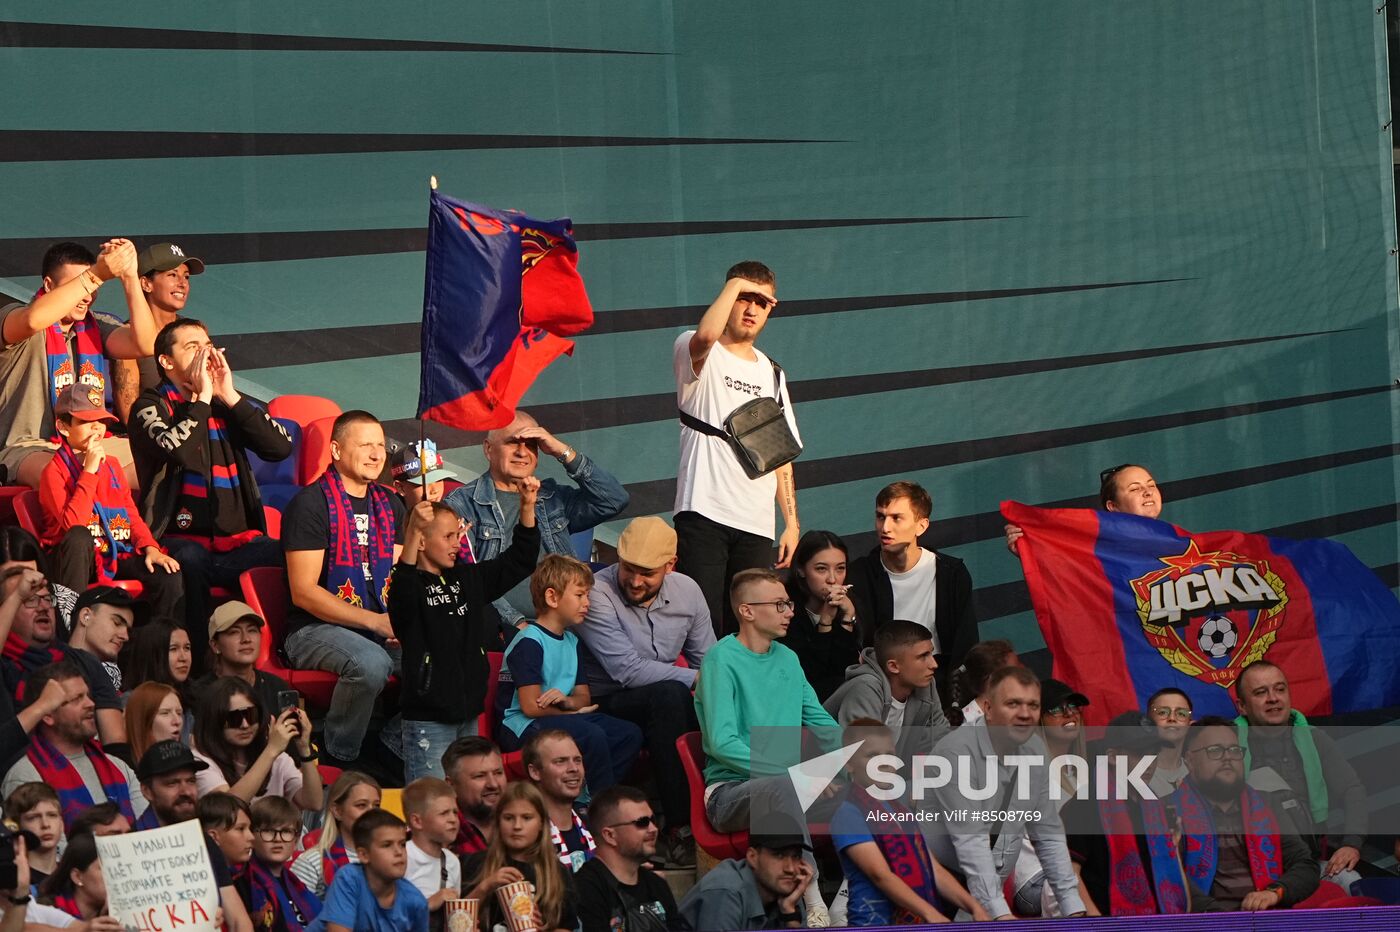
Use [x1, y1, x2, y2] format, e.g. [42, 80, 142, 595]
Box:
[418, 191, 593, 431]
[1002, 501, 1400, 721]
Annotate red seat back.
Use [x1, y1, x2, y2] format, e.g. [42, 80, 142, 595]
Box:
[263, 505, 282, 540]
[240, 566, 291, 671]
[299, 416, 336, 485]
[267, 395, 341, 430]
[13, 490, 42, 539]
[677, 731, 749, 860]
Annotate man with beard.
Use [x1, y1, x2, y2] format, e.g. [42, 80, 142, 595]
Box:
[441, 737, 506, 857]
[576, 517, 713, 868]
[925, 666, 1086, 920]
[1, 661, 144, 829]
[1173, 717, 1319, 911]
[129, 318, 292, 652]
[575, 785, 684, 932]
[136, 740, 254, 932]
[445, 409, 627, 635]
[523, 729, 594, 872]
[679, 825, 815, 931]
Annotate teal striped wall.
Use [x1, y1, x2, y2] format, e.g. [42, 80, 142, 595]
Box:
[2, 3, 1396, 666]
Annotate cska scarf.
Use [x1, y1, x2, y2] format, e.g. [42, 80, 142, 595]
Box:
[317, 468, 394, 612]
[247, 857, 321, 932]
[1099, 793, 1188, 916]
[55, 438, 134, 578]
[1176, 778, 1283, 894]
[27, 732, 135, 830]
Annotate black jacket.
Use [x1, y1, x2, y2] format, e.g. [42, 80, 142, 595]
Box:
[130, 385, 293, 539]
[847, 546, 976, 702]
[389, 522, 539, 723]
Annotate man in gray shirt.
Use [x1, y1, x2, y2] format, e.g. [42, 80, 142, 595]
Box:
[577, 517, 713, 868]
[678, 830, 812, 931]
[924, 666, 1087, 920]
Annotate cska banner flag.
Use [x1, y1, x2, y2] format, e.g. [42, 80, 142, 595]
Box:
[1002, 501, 1400, 721]
[418, 191, 593, 431]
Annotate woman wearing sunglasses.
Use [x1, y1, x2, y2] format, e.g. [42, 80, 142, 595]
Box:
[1005, 463, 1164, 553]
[463, 782, 578, 932]
[1144, 687, 1193, 797]
[192, 677, 323, 812]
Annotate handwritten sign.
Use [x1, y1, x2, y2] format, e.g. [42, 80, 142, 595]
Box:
[95, 819, 218, 932]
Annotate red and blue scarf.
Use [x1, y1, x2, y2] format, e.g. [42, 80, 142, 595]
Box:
[1176, 778, 1283, 893]
[55, 438, 134, 579]
[2, 633, 65, 701]
[27, 732, 135, 831]
[322, 839, 351, 885]
[247, 857, 320, 932]
[1099, 793, 1188, 915]
[849, 786, 940, 923]
[317, 468, 394, 613]
[40, 288, 108, 417]
[134, 806, 161, 831]
[51, 894, 84, 918]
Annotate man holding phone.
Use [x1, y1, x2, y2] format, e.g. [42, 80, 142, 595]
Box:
[674, 262, 802, 637]
[192, 600, 293, 715]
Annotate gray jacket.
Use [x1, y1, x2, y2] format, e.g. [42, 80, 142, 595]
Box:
[823, 648, 950, 758]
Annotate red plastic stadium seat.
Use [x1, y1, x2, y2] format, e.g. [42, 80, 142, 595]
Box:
[263, 505, 282, 540]
[267, 395, 341, 431]
[239, 566, 339, 710]
[15, 490, 145, 596]
[677, 731, 749, 861]
[298, 416, 336, 486]
[0, 486, 25, 526]
[480, 651, 526, 780]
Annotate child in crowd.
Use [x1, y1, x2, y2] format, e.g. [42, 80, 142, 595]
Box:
[4, 783, 62, 887]
[192, 677, 321, 811]
[390, 489, 539, 783]
[248, 796, 321, 932]
[463, 782, 578, 932]
[124, 682, 185, 764]
[37, 384, 182, 617]
[497, 555, 642, 795]
[401, 778, 462, 918]
[316, 809, 429, 932]
[198, 792, 256, 873]
[36, 833, 108, 921]
[290, 772, 381, 898]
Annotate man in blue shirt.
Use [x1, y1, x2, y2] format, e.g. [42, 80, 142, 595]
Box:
[444, 410, 627, 636]
[314, 809, 429, 932]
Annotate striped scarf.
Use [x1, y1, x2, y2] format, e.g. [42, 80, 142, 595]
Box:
[322, 839, 350, 885]
[848, 786, 939, 923]
[55, 438, 134, 579]
[1176, 777, 1283, 893]
[318, 468, 394, 612]
[26, 732, 135, 831]
[41, 294, 108, 416]
[247, 858, 321, 932]
[2, 634, 65, 702]
[549, 810, 596, 872]
[1099, 794, 1188, 916]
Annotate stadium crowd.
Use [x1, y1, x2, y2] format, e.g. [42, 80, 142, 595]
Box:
[0, 245, 1392, 930]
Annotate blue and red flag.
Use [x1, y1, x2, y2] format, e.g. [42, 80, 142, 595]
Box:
[418, 191, 593, 431]
[1002, 501, 1400, 721]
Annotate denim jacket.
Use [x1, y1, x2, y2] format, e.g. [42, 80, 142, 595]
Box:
[443, 452, 629, 624]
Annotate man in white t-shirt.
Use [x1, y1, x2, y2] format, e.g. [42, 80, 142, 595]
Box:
[848, 481, 976, 704]
[673, 261, 802, 635]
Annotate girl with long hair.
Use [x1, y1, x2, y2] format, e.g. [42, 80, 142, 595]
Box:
[119, 620, 193, 737]
[192, 677, 321, 812]
[123, 681, 185, 764]
[947, 639, 1018, 726]
[288, 770, 381, 898]
[781, 529, 861, 700]
[463, 782, 577, 932]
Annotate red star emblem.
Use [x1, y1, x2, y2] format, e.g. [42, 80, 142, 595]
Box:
[1158, 540, 1231, 574]
[336, 580, 363, 607]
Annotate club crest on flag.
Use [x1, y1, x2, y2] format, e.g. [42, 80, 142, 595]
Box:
[1130, 540, 1288, 688]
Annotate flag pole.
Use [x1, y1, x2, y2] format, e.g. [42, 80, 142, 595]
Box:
[421, 173, 437, 497]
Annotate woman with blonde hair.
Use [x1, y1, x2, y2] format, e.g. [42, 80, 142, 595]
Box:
[463, 782, 577, 932]
[123, 681, 185, 764]
[287, 770, 380, 897]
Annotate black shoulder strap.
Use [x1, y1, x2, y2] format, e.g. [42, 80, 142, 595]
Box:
[768, 356, 785, 409]
[678, 409, 727, 437]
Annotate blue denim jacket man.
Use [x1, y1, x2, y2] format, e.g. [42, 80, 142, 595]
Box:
[444, 410, 628, 626]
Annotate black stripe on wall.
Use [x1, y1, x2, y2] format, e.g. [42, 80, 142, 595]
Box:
[0, 216, 1013, 277]
[0, 130, 828, 163]
[0, 20, 661, 55]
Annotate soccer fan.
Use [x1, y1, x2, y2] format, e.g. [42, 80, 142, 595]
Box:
[574, 785, 684, 932]
[823, 619, 950, 758]
[521, 729, 595, 872]
[1004, 462, 1163, 552]
[678, 827, 815, 931]
[316, 809, 429, 932]
[289, 771, 382, 898]
[441, 736, 507, 857]
[401, 777, 463, 917]
[191, 677, 321, 811]
[189, 601, 293, 717]
[65, 585, 134, 692]
[247, 795, 321, 932]
[110, 242, 204, 421]
[462, 781, 579, 932]
[780, 530, 860, 701]
[387, 439, 456, 509]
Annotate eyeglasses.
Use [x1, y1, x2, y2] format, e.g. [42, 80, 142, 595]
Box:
[743, 599, 795, 614]
[1151, 707, 1193, 722]
[1044, 703, 1084, 717]
[255, 828, 298, 842]
[20, 594, 54, 609]
[608, 816, 655, 830]
[223, 707, 258, 729]
[1190, 744, 1245, 761]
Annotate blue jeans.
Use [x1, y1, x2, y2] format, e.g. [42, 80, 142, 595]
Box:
[164, 534, 283, 674]
[284, 623, 400, 761]
[402, 718, 479, 782]
[499, 712, 643, 794]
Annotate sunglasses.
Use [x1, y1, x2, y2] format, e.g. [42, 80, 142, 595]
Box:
[223, 707, 258, 729]
[608, 816, 655, 830]
[1099, 464, 1132, 485]
[1044, 703, 1084, 717]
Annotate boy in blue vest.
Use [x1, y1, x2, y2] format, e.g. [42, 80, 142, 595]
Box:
[495, 554, 642, 794]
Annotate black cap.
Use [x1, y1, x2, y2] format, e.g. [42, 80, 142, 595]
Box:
[1041, 678, 1090, 711]
[136, 740, 209, 781]
[73, 585, 136, 617]
[1102, 711, 1172, 754]
[748, 814, 813, 854]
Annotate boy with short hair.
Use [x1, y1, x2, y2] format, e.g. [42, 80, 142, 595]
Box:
[4, 783, 61, 886]
[39, 383, 183, 619]
[198, 792, 255, 870]
[496, 554, 642, 794]
[318, 809, 430, 932]
[824, 619, 951, 759]
[248, 796, 320, 932]
[402, 778, 463, 916]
